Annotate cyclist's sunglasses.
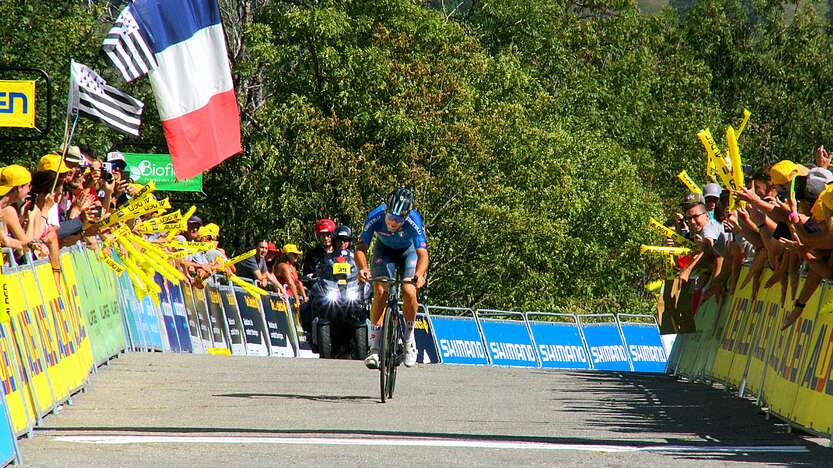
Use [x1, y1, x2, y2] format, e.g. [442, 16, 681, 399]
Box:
[385, 212, 405, 224]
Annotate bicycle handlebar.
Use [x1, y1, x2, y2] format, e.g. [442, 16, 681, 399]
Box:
[371, 276, 414, 284]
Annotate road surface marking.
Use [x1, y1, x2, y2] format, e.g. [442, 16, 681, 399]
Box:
[54, 435, 810, 453]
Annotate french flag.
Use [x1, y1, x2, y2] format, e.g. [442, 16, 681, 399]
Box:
[124, 0, 242, 180]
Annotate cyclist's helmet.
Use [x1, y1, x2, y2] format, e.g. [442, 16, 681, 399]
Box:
[333, 225, 352, 243]
[386, 188, 414, 217]
[315, 218, 336, 234]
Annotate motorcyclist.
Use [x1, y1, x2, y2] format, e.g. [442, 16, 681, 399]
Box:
[302, 218, 336, 289]
[318, 225, 357, 281]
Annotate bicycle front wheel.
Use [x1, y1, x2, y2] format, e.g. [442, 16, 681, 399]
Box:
[379, 306, 394, 403]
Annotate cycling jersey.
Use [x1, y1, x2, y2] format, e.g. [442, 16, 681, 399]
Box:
[359, 204, 428, 250]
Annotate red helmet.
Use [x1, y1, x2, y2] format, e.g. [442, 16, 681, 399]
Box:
[315, 218, 336, 233]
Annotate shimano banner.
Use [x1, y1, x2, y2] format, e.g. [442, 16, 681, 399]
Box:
[478, 318, 538, 368]
[528, 319, 591, 370]
[260, 294, 295, 357]
[233, 289, 269, 356]
[414, 313, 439, 364]
[619, 318, 667, 373]
[579, 318, 632, 372]
[430, 315, 489, 366]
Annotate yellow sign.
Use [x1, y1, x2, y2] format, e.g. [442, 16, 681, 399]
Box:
[0, 80, 35, 128]
[332, 262, 351, 276]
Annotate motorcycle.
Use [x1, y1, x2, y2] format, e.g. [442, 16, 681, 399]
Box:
[308, 256, 370, 359]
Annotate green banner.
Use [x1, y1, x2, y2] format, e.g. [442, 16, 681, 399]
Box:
[123, 152, 203, 192]
[70, 249, 126, 364]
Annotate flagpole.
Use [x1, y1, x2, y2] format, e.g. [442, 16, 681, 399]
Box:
[51, 111, 79, 194]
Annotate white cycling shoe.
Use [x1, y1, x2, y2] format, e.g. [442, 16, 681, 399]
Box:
[364, 349, 380, 370]
[403, 336, 417, 368]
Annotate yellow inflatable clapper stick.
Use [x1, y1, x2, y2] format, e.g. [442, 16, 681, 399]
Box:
[639, 245, 691, 256]
[228, 274, 268, 297]
[677, 171, 702, 195]
[647, 218, 695, 249]
[736, 108, 751, 138]
[726, 125, 745, 210]
[220, 249, 256, 270]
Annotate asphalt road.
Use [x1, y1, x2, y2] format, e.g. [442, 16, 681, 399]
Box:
[16, 353, 832, 467]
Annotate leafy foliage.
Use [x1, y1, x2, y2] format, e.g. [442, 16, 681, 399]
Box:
[0, 0, 828, 314]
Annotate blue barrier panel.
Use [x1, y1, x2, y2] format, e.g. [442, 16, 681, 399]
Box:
[138, 294, 166, 351]
[429, 314, 489, 366]
[167, 282, 193, 353]
[0, 392, 20, 465]
[579, 315, 632, 372]
[527, 314, 592, 370]
[477, 311, 538, 368]
[414, 312, 439, 364]
[115, 272, 144, 349]
[154, 275, 180, 353]
[618, 315, 667, 373]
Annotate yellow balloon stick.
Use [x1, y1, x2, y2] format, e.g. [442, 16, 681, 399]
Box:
[99, 249, 126, 274]
[645, 279, 664, 292]
[726, 125, 745, 210]
[736, 108, 751, 138]
[221, 249, 256, 270]
[640, 245, 691, 256]
[697, 129, 737, 192]
[647, 218, 695, 249]
[228, 274, 268, 297]
[677, 171, 702, 195]
[120, 236, 183, 284]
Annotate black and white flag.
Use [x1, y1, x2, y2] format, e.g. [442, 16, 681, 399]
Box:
[68, 61, 144, 136]
[102, 5, 157, 82]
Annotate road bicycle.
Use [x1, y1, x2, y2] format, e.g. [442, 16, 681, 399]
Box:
[374, 276, 411, 403]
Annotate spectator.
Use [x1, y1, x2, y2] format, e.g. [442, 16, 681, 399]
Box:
[703, 182, 721, 218]
[236, 239, 286, 293]
[264, 241, 279, 271]
[275, 243, 307, 307]
[0, 165, 37, 263]
[275, 243, 307, 334]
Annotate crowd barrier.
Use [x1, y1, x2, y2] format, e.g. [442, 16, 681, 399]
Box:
[0, 244, 671, 465]
[667, 266, 833, 444]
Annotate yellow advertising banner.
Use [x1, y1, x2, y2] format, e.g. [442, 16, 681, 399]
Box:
[23, 267, 69, 403]
[9, 270, 56, 417]
[59, 253, 94, 377]
[0, 317, 34, 435]
[0, 80, 35, 128]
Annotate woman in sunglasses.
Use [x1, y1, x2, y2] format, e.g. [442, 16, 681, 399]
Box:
[355, 188, 428, 370]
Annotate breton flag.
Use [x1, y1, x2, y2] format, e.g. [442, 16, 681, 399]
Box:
[102, 6, 157, 82]
[68, 60, 144, 136]
[102, 0, 242, 181]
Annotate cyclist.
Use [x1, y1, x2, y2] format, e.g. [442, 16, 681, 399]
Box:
[356, 188, 428, 369]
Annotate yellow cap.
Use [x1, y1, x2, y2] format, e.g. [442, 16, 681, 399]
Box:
[770, 160, 809, 185]
[198, 223, 220, 238]
[0, 165, 32, 196]
[813, 184, 833, 220]
[283, 243, 302, 255]
[37, 153, 70, 174]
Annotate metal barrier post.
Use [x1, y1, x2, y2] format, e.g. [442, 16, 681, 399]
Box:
[470, 310, 492, 365]
[737, 296, 768, 398]
[613, 315, 636, 372]
[574, 314, 594, 370]
[196, 287, 219, 350]
[420, 304, 442, 363]
[253, 293, 274, 357]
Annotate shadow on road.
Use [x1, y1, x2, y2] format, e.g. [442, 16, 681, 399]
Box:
[551, 371, 831, 466]
[213, 392, 376, 403]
